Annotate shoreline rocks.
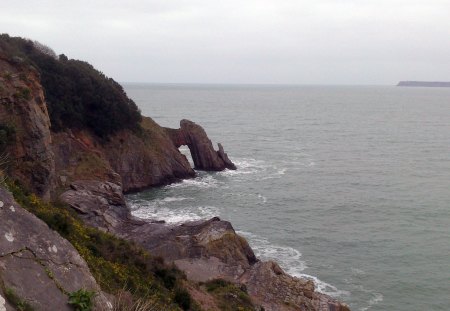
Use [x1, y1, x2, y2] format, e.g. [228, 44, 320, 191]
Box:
[60, 180, 350, 311]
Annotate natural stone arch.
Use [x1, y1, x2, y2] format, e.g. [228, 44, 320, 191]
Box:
[165, 120, 236, 171]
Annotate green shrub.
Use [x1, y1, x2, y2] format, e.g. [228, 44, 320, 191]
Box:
[68, 289, 95, 311]
[174, 287, 191, 310]
[203, 279, 254, 311]
[0, 34, 142, 138]
[0, 123, 16, 153]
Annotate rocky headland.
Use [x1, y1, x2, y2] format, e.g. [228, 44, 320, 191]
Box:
[397, 81, 450, 87]
[0, 35, 349, 310]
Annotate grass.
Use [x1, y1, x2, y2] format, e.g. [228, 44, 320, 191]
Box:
[5, 180, 190, 311]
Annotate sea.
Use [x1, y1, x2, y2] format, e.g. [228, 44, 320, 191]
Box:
[123, 84, 450, 311]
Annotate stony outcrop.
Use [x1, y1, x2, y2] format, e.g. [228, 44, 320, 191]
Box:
[51, 116, 196, 195]
[0, 187, 111, 311]
[103, 117, 196, 192]
[60, 180, 350, 311]
[0, 55, 55, 199]
[166, 119, 237, 171]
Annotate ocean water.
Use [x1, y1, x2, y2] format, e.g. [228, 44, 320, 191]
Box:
[123, 84, 450, 311]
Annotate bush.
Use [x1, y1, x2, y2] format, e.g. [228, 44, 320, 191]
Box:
[174, 287, 191, 310]
[68, 289, 95, 311]
[0, 123, 16, 153]
[203, 279, 254, 311]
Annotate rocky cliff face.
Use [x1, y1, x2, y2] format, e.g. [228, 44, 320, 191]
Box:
[61, 180, 350, 311]
[51, 117, 196, 195]
[1, 53, 233, 197]
[0, 187, 111, 311]
[0, 55, 55, 199]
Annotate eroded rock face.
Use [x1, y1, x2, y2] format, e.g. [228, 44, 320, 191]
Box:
[0, 55, 55, 199]
[61, 181, 350, 311]
[0, 187, 111, 311]
[104, 117, 195, 192]
[52, 117, 195, 195]
[60, 180, 143, 233]
[166, 119, 237, 171]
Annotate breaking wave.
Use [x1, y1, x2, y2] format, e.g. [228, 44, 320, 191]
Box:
[237, 230, 349, 298]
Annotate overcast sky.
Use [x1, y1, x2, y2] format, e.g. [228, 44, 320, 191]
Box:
[1, 0, 449, 84]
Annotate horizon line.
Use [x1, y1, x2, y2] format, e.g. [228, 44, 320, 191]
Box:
[120, 82, 395, 87]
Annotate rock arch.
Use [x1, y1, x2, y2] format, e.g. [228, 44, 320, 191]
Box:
[165, 120, 236, 171]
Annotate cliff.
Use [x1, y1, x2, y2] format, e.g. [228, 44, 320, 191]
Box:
[397, 81, 450, 87]
[0, 35, 348, 311]
[0, 54, 55, 199]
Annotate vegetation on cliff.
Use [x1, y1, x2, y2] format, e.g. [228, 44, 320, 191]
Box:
[0, 34, 141, 138]
[5, 180, 194, 310]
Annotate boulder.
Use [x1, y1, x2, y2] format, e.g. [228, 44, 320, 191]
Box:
[0, 187, 111, 311]
[60, 180, 145, 234]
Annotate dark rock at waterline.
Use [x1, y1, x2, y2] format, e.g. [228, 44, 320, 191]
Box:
[166, 119, 237, 171]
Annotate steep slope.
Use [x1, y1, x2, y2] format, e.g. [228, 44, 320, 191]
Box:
[0, 53, 55, 199]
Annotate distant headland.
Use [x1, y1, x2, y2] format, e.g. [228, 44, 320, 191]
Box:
[397, 81, 450, 87]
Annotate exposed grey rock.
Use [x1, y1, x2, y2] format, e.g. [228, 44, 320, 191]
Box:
[0, 187, 112, 311]
[60, 180, 145, 234]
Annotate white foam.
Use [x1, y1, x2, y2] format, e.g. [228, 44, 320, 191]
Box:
[277, 168, 287, 175]
[298, 273, 350, 297]
[166, 175, 220, 189]
[0, 294, 6, 311]
[257, 194, 267, 203]
[131, 201, 219, 224]
[219, 158, 270, 176]
[237, 230, 349, 298]
[357, 285, 384, 311]
[160, 197, 190, 203]
[237, 231, 307, 273]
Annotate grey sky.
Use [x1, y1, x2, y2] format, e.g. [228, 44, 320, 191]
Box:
[1, 0, 449, 84]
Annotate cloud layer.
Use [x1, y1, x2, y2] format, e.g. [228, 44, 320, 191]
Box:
[1, 0, 449, 84]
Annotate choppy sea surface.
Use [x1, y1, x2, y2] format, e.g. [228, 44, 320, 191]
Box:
[123, 84, 450, 311]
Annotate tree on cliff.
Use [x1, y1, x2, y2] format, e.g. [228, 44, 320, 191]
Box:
[0, 34, 141, 138]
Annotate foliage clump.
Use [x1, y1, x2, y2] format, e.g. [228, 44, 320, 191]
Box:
[0, 33, 141, 138]
[203, 279, 254, 311]
[0, 123, 15, 153]
[68, 289, 95, 311]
